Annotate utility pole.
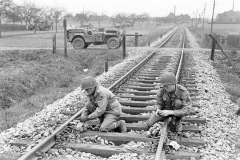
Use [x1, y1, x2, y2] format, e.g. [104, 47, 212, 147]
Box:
[202, 3, 206, 29]
[210, 0, 216, 34]
[196, 9, 198, 25]
[232, 0, 234, 11]
[174, 5, 176, 16]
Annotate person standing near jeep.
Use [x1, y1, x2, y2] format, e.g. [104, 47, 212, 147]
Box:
[78, 76, 127, 133]
[146, 72, 192, 132]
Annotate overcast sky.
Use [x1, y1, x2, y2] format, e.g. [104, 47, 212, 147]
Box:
[13, 0, 240, 18]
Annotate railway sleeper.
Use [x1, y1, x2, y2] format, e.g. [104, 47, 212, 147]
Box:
[11, 131, 205, 148]
[118, 94, 198, 101]
[53, 143, 201, 159]
[125, 83, 197, 88]
[120, 86, 199, 92]
[117, 90, 199, 97]
[1, 146, 201, 160]
[119, 100, 200, 108]
[61, 111, 206, 124]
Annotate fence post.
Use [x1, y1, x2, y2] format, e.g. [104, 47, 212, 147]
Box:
[63, 19, 67, 58]
[104, 60, 108, 72]
[53, 34, 56, 54]
[148, 41, 150, 46]
[210, 37, 216, 61]
[122, 31, 126, 59]
[160, 35, 162, 38]
[135, 32, 138, 47]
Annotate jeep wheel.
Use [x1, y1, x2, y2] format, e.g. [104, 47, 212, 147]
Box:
[84, 44, 89, 49]
[72, 38, 85, 49]
[107, 37, 119, 49]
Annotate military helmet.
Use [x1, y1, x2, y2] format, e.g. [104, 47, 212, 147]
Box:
[160, 72, 177, 85]
[81, 76, 98, 90]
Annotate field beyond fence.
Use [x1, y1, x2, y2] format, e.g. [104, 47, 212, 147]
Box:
[1, 24, 27, 31]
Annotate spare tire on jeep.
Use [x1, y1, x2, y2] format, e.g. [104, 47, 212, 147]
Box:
[72, 37, 85, 49]
[107, 37, 120, 49]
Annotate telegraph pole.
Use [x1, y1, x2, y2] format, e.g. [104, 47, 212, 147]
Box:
[210, 0, 216, 34]
[174, 5, 176, 16]
[202, 3, 206, 29]
[232, 0, 234, 11]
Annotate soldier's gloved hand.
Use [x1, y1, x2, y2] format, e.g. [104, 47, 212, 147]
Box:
[79, 116, 89, 122]
[157, 110, 174, 117]
[155, 109, 161, 117]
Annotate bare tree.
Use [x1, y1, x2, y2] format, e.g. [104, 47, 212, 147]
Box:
[137, 13, 150, 27]
[4, 5, 21, 27]
[128, 13, 138, 27]
[94, 12, 106, 27]
[75, 13, 87, 27]
[0, 0, 13, 37]
[17, 1, 40, 29]
[51, 7, 65, 32]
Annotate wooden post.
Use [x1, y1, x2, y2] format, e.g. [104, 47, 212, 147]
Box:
[63, 19, 67, 58]
[148, 41, 150, 46]
[53, 34, 56, 54]
[122, 32, 126, 59]
[210, 36, 216, 60]
[55, 15, 58, 33]
[209, 34, 236, 71]
[160, 35, 162, 38]
[34, 25, 37, 34]
[104, 60, 108, 72]
[135, 32, 138, 47]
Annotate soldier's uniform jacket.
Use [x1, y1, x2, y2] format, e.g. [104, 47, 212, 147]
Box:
[155, 84, 192, 117]
[82, 85, 122, 119]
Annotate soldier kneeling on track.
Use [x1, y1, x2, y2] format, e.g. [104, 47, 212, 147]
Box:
[146, 72, 192, 132]
[78, 76, 127, 133]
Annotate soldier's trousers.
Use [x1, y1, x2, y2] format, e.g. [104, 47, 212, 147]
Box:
[85, 102, 120, 131]
[146, 99, 183, 128]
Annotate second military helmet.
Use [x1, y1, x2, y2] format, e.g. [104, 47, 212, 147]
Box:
[160, 72, 177, 85]
[81, 76, 98, 90]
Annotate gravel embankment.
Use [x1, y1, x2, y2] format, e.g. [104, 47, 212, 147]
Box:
[185, 28, 240, 160]
[0, 27, 239, 160]
[0, 50, 151, 153]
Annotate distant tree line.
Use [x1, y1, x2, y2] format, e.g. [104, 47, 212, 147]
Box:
[0, 0, 190, 37]
[0, 0, 65, 37]
[64, 12, 153, 28]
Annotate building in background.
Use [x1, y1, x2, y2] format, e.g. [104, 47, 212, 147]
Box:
[216, 10, 240, 24]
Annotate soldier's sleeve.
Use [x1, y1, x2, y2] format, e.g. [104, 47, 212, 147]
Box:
[80, 106, 90, 117]
[88, 93, 108, 119]
[172, 88, 192, 117]
[155, 88, 164, 110]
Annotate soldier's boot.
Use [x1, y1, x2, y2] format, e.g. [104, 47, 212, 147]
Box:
[175, 120, 182, 132]
[99, 122, 119, 132]
[117, 120, 127, 133]
[100, 120, 127, 133]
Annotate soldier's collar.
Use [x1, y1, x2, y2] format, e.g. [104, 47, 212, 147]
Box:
[93, 85, 100, 96]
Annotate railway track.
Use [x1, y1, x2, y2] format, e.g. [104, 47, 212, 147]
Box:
[3, 26, 206, 160]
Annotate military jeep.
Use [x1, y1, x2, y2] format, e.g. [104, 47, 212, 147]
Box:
[67, 27, 122, 49]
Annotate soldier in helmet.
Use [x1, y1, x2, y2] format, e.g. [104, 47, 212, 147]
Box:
[78, 76, 127, 133]
[146, 72, 192, 132]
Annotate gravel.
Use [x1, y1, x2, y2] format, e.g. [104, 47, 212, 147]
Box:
[0, 27, 239, 160]
[185, 27, 240, 160]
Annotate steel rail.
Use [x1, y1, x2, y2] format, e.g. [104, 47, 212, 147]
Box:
[18, 26, 181, 160]
[155, 25, 186, 160]
[109, 27, 179, 91]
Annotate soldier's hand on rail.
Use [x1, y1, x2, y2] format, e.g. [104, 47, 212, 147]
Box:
[157, 110, 174, 117]
[79, 116, 89, 122]
[155, 109, 161, 117]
